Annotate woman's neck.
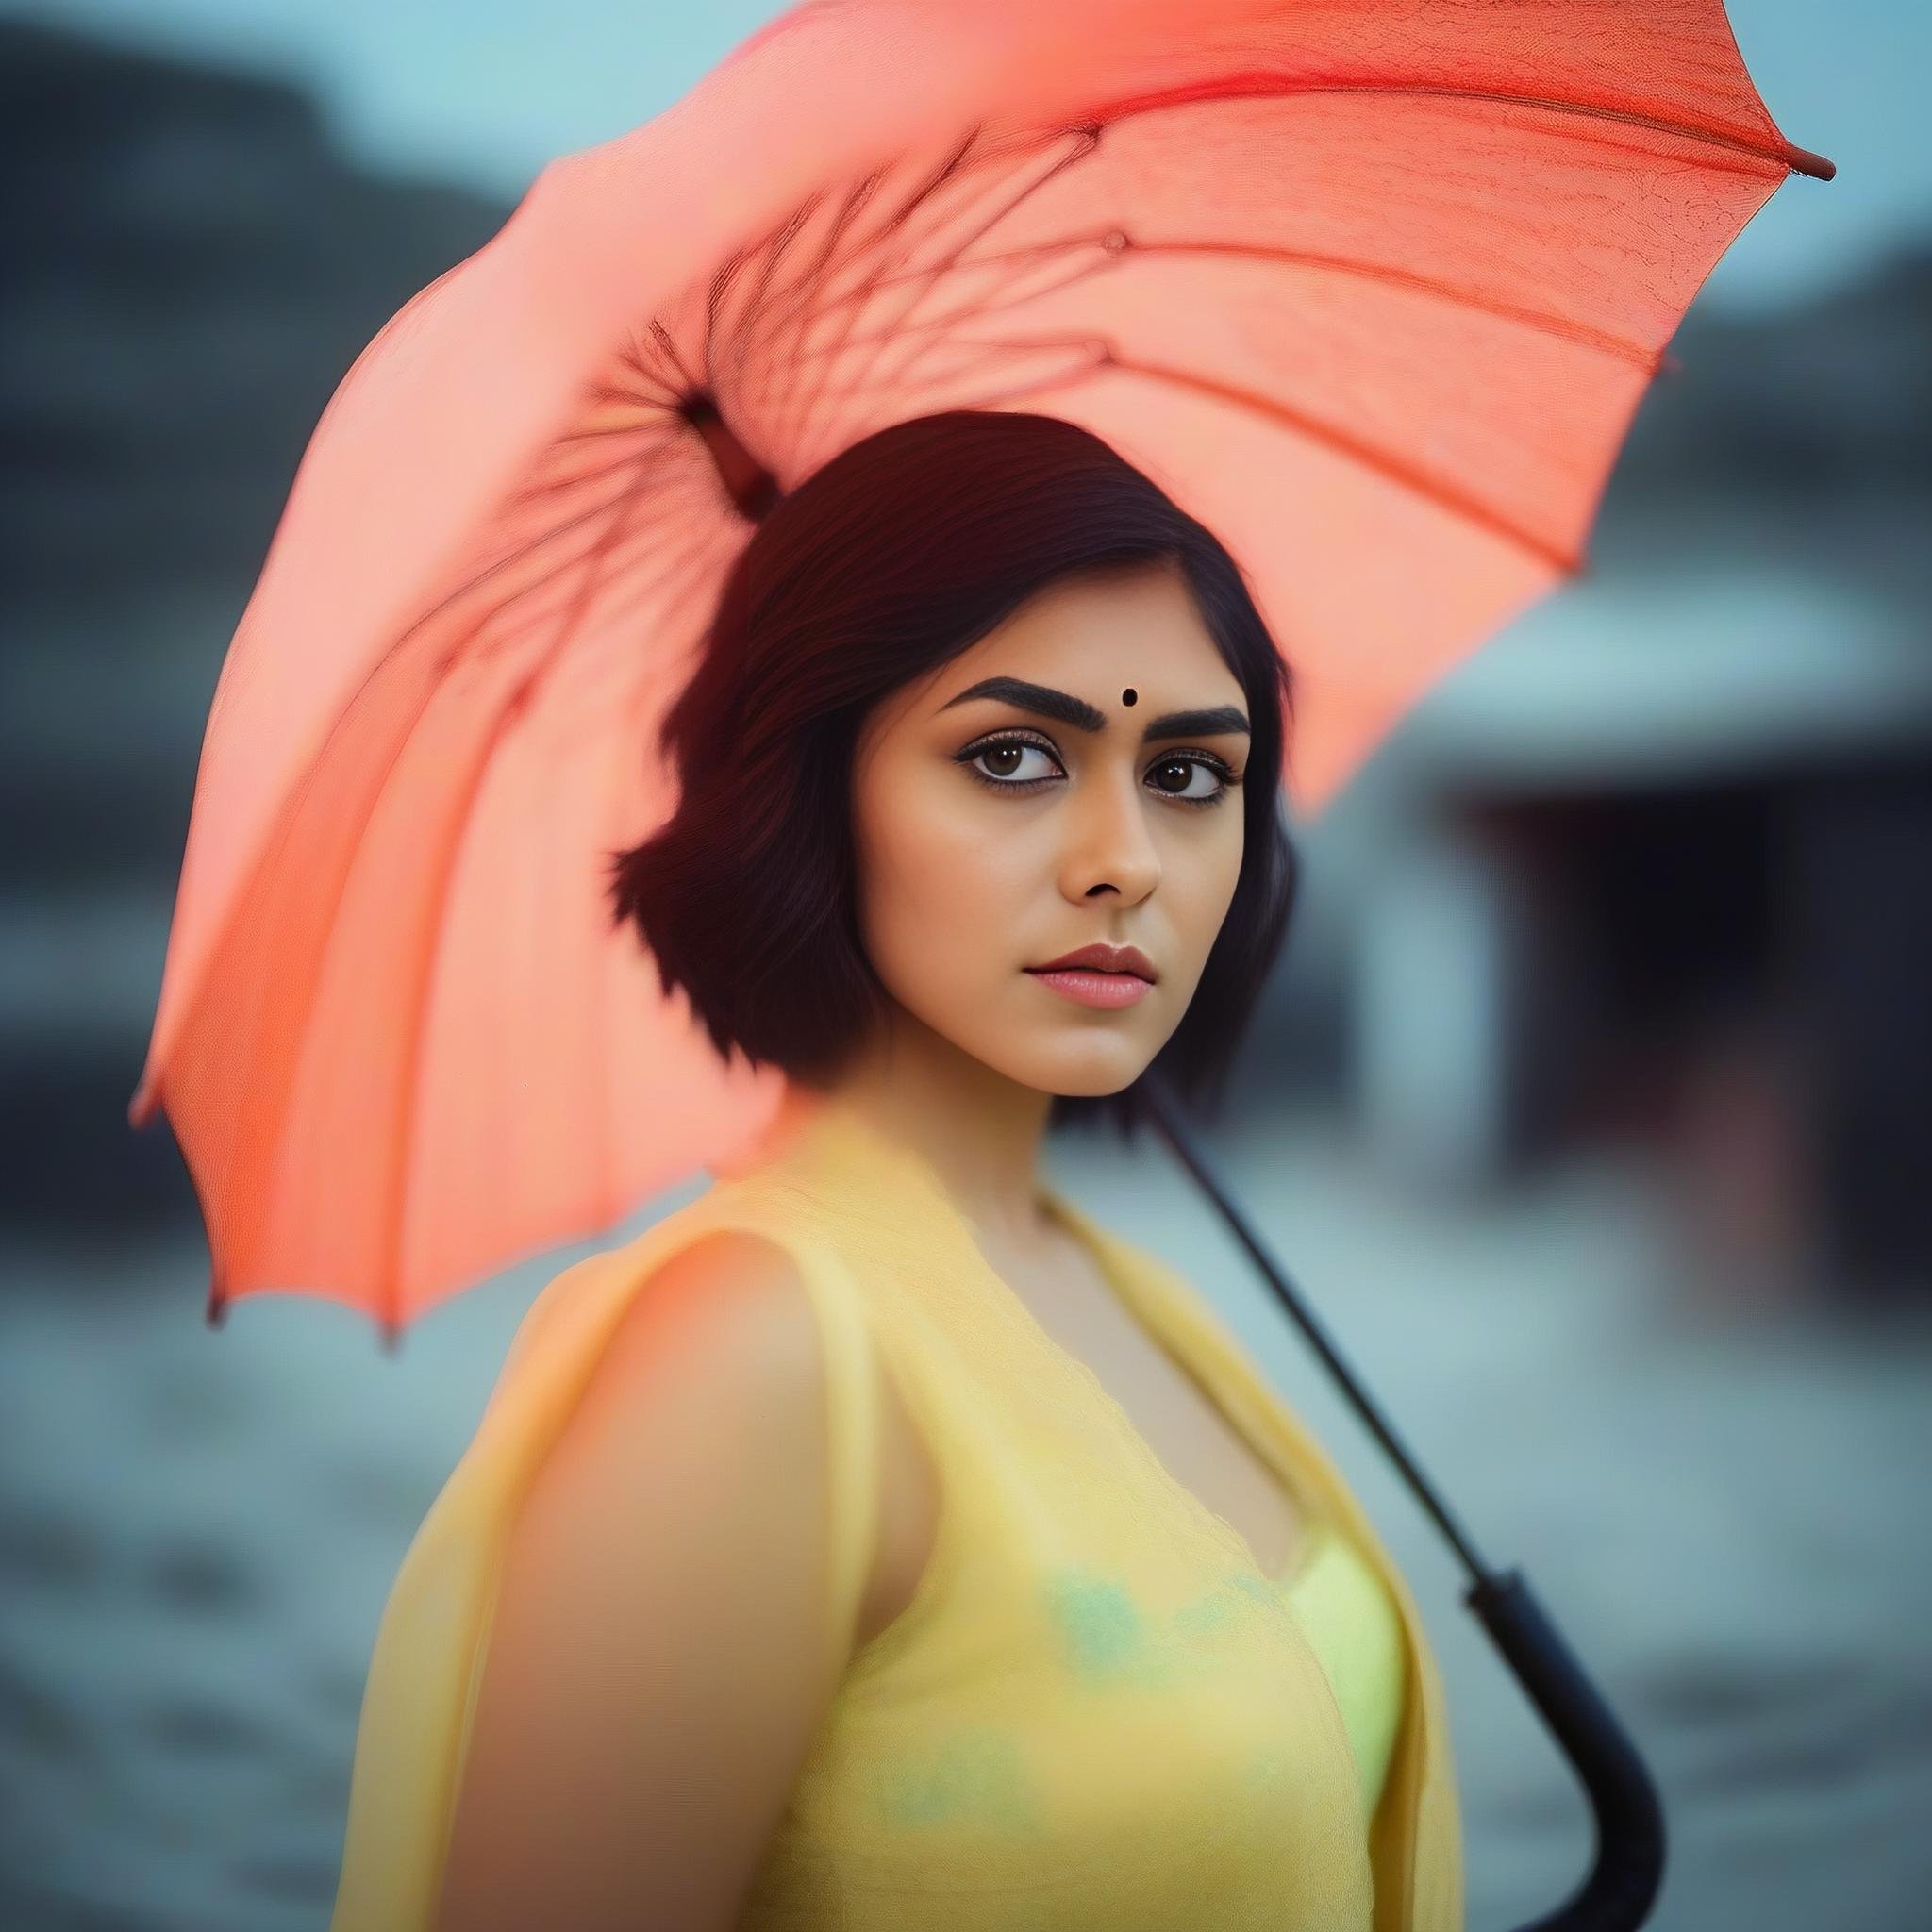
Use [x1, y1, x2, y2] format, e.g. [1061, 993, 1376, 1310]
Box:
[803, 1019, 1056, 1252]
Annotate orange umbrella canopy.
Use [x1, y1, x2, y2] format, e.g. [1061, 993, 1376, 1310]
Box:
[128, 0, 1830, 1341]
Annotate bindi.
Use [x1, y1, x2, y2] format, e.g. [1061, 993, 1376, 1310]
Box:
[1120, 687, 1137, 706]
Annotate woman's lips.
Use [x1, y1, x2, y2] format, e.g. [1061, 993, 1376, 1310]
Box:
[1024, 967, 1153, 1009]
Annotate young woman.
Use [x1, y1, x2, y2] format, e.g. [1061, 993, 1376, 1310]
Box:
[328, 409, 1462, 1931]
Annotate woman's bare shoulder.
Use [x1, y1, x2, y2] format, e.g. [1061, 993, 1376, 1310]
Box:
[594, 1224, 825, 1396]
[492, 1208, 814, 1402]
[435, 1224, 842, 1930]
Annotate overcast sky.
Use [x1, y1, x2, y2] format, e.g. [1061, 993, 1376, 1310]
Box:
[12, 0, 1923, 312]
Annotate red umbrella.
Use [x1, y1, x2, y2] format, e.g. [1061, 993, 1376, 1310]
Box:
[127, 0, 1831, 1341]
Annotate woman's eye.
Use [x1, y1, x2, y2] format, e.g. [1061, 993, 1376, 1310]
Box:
[958, 737, 1238, 804]
[968, 738, 1063, 786]
[1146, 754, 1230, 803]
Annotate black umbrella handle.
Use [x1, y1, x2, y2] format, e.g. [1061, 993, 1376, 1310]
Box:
[1133, 1070, 1667, 1931]
[1466, 1566, 1666, 1931]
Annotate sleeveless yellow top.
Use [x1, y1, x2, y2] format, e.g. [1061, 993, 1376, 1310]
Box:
[328, 1100, 1463, 1930]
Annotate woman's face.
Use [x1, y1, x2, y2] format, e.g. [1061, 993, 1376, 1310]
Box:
[850, 560, 1252, 1099]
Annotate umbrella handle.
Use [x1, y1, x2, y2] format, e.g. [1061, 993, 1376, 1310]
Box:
[1466, 1567, 1666, 1931]
[1132, 1070, 1667, 1930]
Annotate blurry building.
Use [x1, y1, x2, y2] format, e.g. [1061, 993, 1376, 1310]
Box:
[1354, 584, 1932, 1303]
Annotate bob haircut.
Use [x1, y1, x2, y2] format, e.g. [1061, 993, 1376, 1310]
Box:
[608, 408, 1297, 1140]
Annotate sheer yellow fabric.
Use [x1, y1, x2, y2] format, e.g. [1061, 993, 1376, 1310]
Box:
[328, 1101, 1462, 1930]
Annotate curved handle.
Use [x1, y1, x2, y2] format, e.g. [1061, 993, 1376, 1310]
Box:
[1471, 1568, 1667, 1931]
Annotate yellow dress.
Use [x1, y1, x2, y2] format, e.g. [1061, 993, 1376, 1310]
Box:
[328, 1099, 1463, 1930]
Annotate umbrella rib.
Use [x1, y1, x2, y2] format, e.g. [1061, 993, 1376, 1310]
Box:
[747, 123, 1089, 438]
[801, 333, 1104, 421]
[508, 428, 688, 509]
[837, 339, 1109, 454]
[381, 455, 661, 1330]
[187, 456, 691, 1326]
[738, 135, 981, 430]
[1471, 112, 1787, 185]
[787, 242, 1116, 371]
[645, 325, 699, 404]
[752, 127, 984, 355]
[405, 464, 697, 655]
[751, 178, 882, 345]
[485, 513, 723, 708]
[611, 339, 688, 411]
[1125, 238, 1660, 370]
[1087, 75, 1823, 180]
[851, 130, 1104, 331]
[719, 180, 854, 404]
[443, 511, 675, 680]
[789, 235, 1111, 328]
[732, 163, 928, 431]
[369, 459, 703, 753]
[378, 675, 524, 1339]
[799, 232, 1657, 376]
[468, 522, 688, 699]
[758, 128, 993, 454]
[188, 487, 652, 1324]
[704, 186, 832, 390]
[781, 232, 1058, 454]
[537, 567, 675, 1247]
[776, 129, 1103, 456]
[1085, 342, 1580, 574]
[606, 525, 743, 774]
[478, 517, 734, 780]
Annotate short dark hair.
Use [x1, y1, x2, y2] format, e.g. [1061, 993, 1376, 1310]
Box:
[607, 409, 1297, 1140]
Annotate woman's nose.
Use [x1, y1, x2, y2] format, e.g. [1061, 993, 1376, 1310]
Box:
[1058, 766, 1160, 904]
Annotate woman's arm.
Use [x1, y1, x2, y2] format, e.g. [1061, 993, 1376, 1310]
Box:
[433, 1232, 854, 1932]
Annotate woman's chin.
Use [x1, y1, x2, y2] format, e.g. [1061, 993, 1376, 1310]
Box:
[1013, 1039, 1154, 1101]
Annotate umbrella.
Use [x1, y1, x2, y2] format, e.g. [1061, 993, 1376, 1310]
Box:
[125, 5, 1833, 1924]
[127, 0, 1830, 1339]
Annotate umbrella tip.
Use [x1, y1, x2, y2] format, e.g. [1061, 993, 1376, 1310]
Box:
[379, 1319, 405, 1359]
[1786, 142, 1837, 182]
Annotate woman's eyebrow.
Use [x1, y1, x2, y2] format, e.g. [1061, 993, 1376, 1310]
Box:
[937, 675, 1249, 743]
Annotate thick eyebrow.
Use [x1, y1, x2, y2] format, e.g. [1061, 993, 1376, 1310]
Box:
[936, 675, 1249, 744]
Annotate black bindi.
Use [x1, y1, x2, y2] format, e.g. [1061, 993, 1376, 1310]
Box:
[1120, 687, 1137, 706]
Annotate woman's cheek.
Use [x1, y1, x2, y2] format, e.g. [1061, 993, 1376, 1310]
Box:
[862, 834, 979, 1007]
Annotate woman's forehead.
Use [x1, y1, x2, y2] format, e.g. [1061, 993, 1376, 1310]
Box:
[929, 575, 1236, 711]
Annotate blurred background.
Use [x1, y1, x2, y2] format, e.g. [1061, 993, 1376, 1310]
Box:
[2, 2, 1927, 1927]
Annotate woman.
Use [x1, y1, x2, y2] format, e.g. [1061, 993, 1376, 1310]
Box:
[329, 410, 1462, 1931]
